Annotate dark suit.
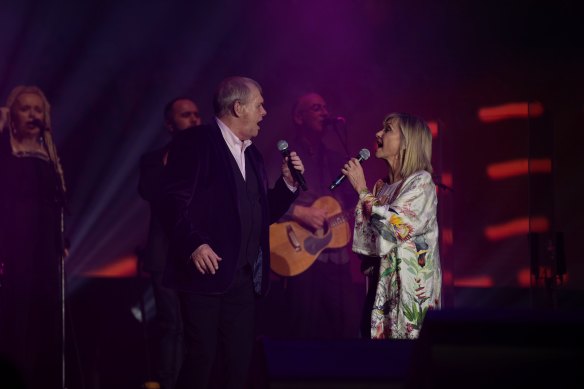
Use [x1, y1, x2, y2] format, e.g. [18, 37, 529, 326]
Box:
[138, 145, 183, 389]
[162, 122, 297, 388]
[139, 146, 171, 274]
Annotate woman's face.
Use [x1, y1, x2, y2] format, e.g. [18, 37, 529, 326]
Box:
[374, 117, 402, 162]
[10, 92, 45, 138]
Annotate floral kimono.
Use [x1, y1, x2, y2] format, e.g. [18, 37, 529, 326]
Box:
[353, 170, 442, 339]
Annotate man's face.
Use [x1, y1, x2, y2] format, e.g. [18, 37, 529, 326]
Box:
[166, 99, 201, 133]
[236, 85, 267, 140]
[293, 93, 329, 133]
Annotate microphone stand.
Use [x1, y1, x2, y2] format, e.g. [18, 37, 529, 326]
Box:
[330, 120, 351, 159]
[40, 130, 68, 389]
[59, 198, 66, 389]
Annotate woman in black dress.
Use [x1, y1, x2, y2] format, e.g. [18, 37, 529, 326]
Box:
[0, 85, 67, 389]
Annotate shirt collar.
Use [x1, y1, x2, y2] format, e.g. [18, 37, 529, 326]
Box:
[216, 117, 252, 152]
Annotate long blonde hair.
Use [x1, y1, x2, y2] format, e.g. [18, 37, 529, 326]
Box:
[385, 112, 433, 180]
[5, 85, 66, 193]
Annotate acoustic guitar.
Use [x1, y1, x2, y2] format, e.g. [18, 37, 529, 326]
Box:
[270, 196, 352, 276]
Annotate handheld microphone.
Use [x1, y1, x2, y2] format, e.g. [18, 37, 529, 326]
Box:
[31, 119, 48, 145]
[329, 148, 370, 190]
[323, 116, 346, 126]
[277, 140, 307, 191]
[32, 118, 47, 131]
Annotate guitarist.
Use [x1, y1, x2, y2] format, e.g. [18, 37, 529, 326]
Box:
[277, 92, 361, 339]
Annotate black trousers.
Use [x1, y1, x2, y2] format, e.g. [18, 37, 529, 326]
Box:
[176, 266, 255, 389]
[285, 260, 361, 339]
[151, 272, 183, 389]
[0, 268, 62, 389]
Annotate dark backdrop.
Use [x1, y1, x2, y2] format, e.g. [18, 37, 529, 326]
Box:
[2, 0, 583, 387]
[1, 0, 582, 307]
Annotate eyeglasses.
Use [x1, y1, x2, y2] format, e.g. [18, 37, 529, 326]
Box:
[307, 103, 328, 113]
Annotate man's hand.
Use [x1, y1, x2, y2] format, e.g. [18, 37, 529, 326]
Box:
[281, 151, 305, 188]
[190, 244, 222, 274]
[292, 205, 328, 230]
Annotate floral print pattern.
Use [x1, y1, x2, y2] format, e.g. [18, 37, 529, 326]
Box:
[353, 170, 442, 339]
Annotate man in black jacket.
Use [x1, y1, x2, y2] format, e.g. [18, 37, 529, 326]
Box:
[138, 97, 201, 389]
[162, 76, 304, 389]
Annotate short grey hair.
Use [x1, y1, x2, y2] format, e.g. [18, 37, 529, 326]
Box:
[213, 76, 262, 117]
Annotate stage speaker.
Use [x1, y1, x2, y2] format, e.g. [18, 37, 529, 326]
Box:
[407, 308, 584, 388]
[254, 337, 415, 389]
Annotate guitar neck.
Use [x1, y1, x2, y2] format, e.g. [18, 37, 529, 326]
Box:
[328, 209, 353, 227]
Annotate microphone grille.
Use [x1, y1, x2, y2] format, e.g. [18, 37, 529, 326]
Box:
[359, 148, 371, 160]
[277, 140, 289, 151]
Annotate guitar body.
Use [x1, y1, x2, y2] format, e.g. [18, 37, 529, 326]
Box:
[270, 196, 351, 276]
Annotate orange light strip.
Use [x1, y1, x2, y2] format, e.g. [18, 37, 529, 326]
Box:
[453, 275, 494, 288]
[487, 158, 551, 179]
[517, 267, 531, 287]
[478, 101, 544, 122]
[442, 270, 454, 286]
[83, 254, 138, 277]
[441, 172, 453, 187]
[442, 228, 453, 245]
[485, 216, 549, 241]
[428, 120, 438, 138]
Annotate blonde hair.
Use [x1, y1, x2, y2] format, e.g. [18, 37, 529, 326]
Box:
[6, 85, 52, 129]
[5, 85, 66, 193]
[384, 112, 433, 179]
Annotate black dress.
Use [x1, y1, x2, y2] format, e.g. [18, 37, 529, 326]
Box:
[0, 130, 64, 389]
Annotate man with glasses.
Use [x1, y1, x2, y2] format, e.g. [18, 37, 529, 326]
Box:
[276, 92, 361, 339]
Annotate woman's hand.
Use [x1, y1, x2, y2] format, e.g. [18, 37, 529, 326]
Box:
[341, 158, 368, 194]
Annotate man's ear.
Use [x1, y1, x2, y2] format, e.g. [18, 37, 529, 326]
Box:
[164, 120, 175, 134]
[233, 100, 244, 117]
[293, 111, 303, 126]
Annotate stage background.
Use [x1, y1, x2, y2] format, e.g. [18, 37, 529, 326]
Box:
[1, 0, 583, 387]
